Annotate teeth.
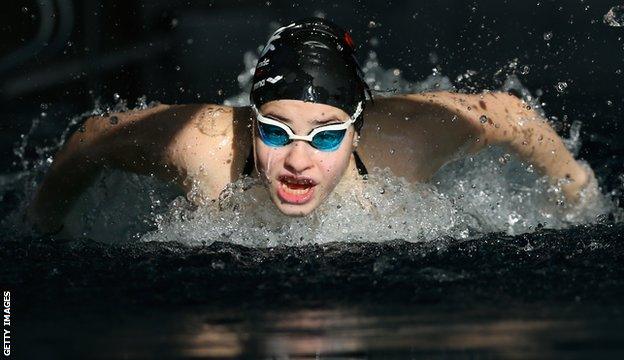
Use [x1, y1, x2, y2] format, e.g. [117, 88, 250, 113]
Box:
[282, 178, 312, 185]
[281, 182, 312, 195]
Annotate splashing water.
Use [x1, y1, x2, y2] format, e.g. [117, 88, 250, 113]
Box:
[143, 49, 613, 247]
[0, 45, 615, 246]
[142, 169, 464, 247]
[604, 5, 624, 27]
[140, 154, 610, 247]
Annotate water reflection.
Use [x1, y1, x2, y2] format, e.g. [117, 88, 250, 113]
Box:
[19, 302, 623, 358]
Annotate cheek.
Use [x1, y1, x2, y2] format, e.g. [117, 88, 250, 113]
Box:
[255, 141, 282, 176]
[317, 157, 337, 176]
[317, 151, 351, 180]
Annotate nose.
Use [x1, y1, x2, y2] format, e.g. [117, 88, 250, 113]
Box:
[283, 141, 314, 174]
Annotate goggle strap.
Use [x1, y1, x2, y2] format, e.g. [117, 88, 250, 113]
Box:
[252, 101, 362, 143]
[252, 101, 362, 125]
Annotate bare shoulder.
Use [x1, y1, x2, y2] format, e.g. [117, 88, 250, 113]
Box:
[358, 91, 528, 181]
[81, 103, 252, 199]
[166, 104, 253, 198]
[364, 91, 533, 145]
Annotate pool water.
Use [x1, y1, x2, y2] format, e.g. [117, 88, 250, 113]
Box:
[5, 222, 624, 358]
[2, 14, 624, 358]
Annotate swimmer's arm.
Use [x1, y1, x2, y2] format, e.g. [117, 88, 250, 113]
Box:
[27, 104, 199, 233]
[421, 92, 590, 202]
[480, 93, 590, 202]
[27, 115, 110, 233]
[371, 92, 591, 203]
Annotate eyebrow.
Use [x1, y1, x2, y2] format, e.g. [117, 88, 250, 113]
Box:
[264, 113, 344, 125]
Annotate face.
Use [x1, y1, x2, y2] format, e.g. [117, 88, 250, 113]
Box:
[253, 99, 357, 216]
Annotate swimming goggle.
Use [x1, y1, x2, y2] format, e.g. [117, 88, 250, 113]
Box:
[251, 102, 363, 152]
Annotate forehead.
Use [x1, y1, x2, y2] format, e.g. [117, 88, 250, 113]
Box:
[259, 100, 350, 123]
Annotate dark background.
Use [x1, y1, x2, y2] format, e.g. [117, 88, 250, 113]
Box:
[1, 0, 622, 192]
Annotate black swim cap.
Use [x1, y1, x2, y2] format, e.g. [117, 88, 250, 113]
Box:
[250, 18, 371, 132]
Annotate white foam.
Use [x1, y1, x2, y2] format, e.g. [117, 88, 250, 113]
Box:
[140, 150, 611, 247]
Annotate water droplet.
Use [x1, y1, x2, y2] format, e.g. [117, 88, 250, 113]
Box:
[392, 69, 401, 76]
[376, 125, 381, 132]
[113, 93, 120, 101]
[40, 103, 48, 110]
[368, 20, 379, 28]
[389, 149, 396, 155]
[554, 81, 568, 93]
[617, 69, 622, 75]
[21, 6, 29, 13]
[211, 260, 226, 270]
[607, 100, 613, 106]
[40, 112, 47, 118]
[543, 31, 553, 41]
[78, 125, 86, 133]
[109, 116, 119, 125]
[175, 65, 181, 71]
[479, 115, 488, 124]
[171, 18, 179, 28]
[520, 65, 530, 75]
[604, 6, 624, 27]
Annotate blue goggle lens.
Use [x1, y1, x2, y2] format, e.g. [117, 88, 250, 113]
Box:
[257, 122, 347, 151]
[258, 122, 290, 147]
[311, 129, 346, 151]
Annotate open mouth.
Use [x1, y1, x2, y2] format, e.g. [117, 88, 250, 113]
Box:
[276, 176, 317, 204]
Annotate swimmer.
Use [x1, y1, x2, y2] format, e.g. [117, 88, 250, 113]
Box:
[28, 18, 594, 234]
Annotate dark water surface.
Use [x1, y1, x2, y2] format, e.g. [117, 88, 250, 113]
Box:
[3, 222, 624, 358]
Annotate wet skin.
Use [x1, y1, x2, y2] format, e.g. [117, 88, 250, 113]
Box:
[253, 100, 358, 217]
[28, 92, 591, 233]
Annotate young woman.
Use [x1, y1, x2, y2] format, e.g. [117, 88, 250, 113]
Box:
[28, 18, 593, 234]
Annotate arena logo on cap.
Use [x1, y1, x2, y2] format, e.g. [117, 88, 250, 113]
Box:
[253, 75, 284, 90]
